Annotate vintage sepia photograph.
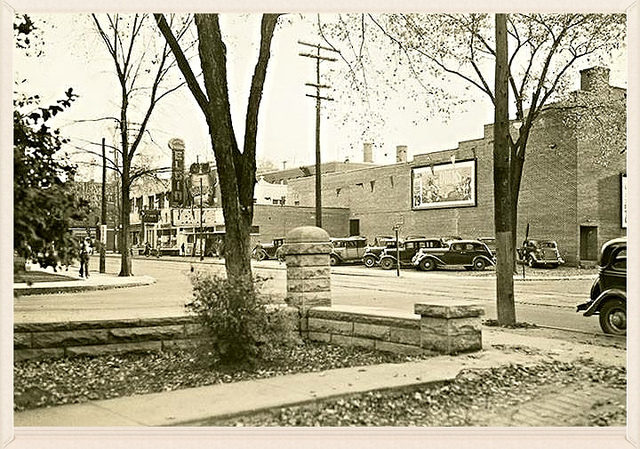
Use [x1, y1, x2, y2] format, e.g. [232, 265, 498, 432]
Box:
[2, 2, 637, 448]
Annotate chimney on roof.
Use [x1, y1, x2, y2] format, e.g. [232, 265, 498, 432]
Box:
[396, 145, 408, 163]
[580, 67, 610, 92]
[363, 142, 373, 163]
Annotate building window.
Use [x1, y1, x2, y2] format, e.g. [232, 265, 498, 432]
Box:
[370, 180, 375, 192]
[250, 225, 260, 234]
[390, 176, 394, 188]
[336, 188, 341, 197]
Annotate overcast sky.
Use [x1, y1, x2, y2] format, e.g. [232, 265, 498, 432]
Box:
[14, 13, 627, 182]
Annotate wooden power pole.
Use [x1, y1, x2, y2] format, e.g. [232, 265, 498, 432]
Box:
[299, 41, 337, 228]
[494, 13, 516, 325]
[99, 137, 107, 273]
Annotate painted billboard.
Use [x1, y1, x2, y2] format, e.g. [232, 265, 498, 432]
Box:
[411, 159, 476, 210]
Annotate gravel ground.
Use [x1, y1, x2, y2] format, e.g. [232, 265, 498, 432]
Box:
[14, 342, 431, 411]
[208, 358, 626, 427]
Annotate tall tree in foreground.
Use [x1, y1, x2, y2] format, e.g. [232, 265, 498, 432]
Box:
[155, 13, 281, 282]
[92, 13, 187, 276]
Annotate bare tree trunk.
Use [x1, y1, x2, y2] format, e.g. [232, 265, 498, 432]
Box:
[494, 13, 516, 325]
[119, 162, 132, 276]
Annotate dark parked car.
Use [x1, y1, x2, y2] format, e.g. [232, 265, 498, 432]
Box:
[517, 239, 564, 268]
[378, 238, 446, 270]
[363, 240, 402, 268]
[577, 237, 626, 335]
[252, 237, 285, 261]
[330, 236, 368, 266]
[478, 237, 496, 256]
[412, 240, 496, 271]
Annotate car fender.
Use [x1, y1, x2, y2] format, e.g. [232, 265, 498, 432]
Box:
[379, 255, 397, 263]
[583, 288, 626, 316]
[330, 251, 344, 262]
[473, 255, 495, 266]
[416, 254, 445, 266]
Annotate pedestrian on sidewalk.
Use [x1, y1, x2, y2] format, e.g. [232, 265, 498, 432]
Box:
[79, 237, 92, 278]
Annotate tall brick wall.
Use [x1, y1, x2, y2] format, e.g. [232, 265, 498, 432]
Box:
[288, 87, 626, 265]
[253, 204, 349, 243]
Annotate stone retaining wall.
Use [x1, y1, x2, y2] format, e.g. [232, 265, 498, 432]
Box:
[14, 317, 203, 361]
[305, 306, 425, 355]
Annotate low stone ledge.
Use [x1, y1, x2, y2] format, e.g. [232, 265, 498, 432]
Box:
[308, 331, 331, 343]
[32, 329, 110, 349]
[308, 318, 353, 335]
[353, 322, 390, 340]
[375, 340, 426, 356]
[331, 334, 375, 349]
[15, 348, 65, 362]
[14, 316, 196, 333]
[308, 307, 420, 330]
[108, 325, 186, 342]
[14, 333, 31, 350]
[414, 301, 484, 319]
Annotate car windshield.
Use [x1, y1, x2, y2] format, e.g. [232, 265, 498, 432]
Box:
[541, 242, 556, 248]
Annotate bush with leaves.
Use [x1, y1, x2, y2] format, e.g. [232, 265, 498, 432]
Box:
[187, 272, 298, 366]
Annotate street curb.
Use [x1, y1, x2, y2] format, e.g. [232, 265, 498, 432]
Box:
[14, 276, 156, 296]
[103, 253, 594, 282]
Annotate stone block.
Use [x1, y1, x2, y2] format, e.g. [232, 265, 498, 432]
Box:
[32, 330, 110, 348]
[419, 317, 481, 336]
[286, 266, 331, 280]
[287, 278, 331, 293]
[66, 341, 163, 357]
[109, 325, 186, 342]
[353, 322, 390, 340]
[308, 331, 331, 342]
[285, 254, 330, 267]
[286, 292, 331, 308]
[307, 307, 419, 329]
[14, 348, 64, 362]
[420, 332, 482, 355]
[14, 333, 31, 350]
[331, 334, 376, 349]
[375, 340, 424, 356]
[284, 242, 332, 255]
[389, 327, 421, 346]
[415, 302, 484, 319]
[308, 318, 353, 335]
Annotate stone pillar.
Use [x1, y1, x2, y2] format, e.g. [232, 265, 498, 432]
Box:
[414, 301, 484, 354]
[283, 226, 332, 310]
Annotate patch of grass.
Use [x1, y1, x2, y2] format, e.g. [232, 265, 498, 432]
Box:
[14, 270, 77, 284]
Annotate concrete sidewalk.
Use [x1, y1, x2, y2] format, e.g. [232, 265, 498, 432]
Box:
[13, 328, 626, 427]
[14, 266, 155, 296]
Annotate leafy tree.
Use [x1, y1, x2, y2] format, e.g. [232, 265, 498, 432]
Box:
[155, 13, 281, 283]
[14, 15, 90, 269]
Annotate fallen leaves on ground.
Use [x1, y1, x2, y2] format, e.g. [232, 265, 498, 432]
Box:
[14, 342, 430, 411]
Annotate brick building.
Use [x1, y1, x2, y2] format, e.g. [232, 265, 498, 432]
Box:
[286, 67, 627, 266]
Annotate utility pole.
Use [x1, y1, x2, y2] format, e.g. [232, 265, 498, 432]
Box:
[199, 177, 204, 261]
[99, 137, 107, 273]
[494, 13, 516, 325]
[299, 41, 337, 228]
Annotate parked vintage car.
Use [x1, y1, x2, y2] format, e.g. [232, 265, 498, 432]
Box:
[412, 239, 496, 271]
[330, 236, 369, 266]
[252, 237, 285, 261]
[378, 238, 447, 270]
[362, 240, 402, 268]
[517, 239, 564, 268]
[576, 237, 626, 335]
[477, 237, 496, 257]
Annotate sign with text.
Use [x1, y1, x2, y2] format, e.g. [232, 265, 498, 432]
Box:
[412, 159, 476, 210]
[172, 208, 224, 227]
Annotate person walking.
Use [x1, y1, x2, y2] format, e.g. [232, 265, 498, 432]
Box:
[79, 238, 91, 278]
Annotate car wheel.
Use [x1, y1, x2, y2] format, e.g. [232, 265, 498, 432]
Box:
[254, 250, 266, 262]
[363, 256, 376, 268]
[527, 257, 536, 268]
[330, 255, 339, 266]
[473, 258, 486, 271]
[380, 258, 394, 270]
[419, 258, 435, 271]
[599, 299, 626, 335]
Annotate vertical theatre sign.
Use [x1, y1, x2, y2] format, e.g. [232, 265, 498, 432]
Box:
[411, 159, 477, 210]
[169, 138, 186, 207]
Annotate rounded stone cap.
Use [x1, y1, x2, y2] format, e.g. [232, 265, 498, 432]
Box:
[285, 226, 330, 243]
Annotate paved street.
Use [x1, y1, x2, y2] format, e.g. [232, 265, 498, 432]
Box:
[14, 255, 603, 335]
